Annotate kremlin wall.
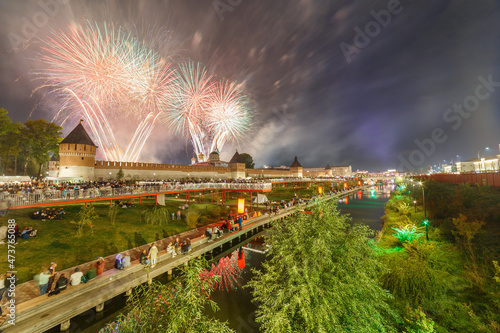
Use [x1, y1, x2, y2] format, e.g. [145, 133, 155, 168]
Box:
[53, 123, 351, 181]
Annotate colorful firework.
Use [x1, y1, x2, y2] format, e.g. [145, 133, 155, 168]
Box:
[38, 22, 175, 162]
[165, 62, 214, 157]
[38, 22, 252, 162]
[207, 80, 252, 154]
[165, 62, 252, 161]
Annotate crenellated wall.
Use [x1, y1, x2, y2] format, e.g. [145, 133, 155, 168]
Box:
[94, 160, 235, 180]
[247, 168, 294, 178]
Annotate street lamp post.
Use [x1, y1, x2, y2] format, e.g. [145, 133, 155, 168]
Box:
[420, 181, 429, 241]
[477, 147, 490, 160]
[477, 147, 490, 171]
[411, 180, 416, 213]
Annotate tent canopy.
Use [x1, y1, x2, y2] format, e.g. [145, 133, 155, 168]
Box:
[252, 194, 268, 204]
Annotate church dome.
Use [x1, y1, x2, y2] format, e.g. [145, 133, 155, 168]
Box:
[209, 150, 220, 162]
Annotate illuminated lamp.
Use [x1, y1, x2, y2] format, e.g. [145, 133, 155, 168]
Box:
[318, 186, 323, 194]
[237, 198, 245, 214]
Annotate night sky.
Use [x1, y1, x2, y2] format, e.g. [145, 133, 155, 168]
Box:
[1, 0, 499, 171]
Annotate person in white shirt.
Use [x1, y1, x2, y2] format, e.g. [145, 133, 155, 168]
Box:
[70, 268, 83, 286]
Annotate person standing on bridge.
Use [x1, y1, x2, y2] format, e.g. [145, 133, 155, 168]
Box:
[47, 262, 57, 293]
[149, 243, 159, 268]
[174, 237, 180, 254]
[238, 216, 243, 231]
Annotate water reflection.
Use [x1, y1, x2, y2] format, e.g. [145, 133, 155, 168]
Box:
[206, 236, 266, 332]
[337, 184, 393, 232]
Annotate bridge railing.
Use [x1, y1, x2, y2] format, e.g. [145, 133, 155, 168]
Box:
[1, 182, 274, 208]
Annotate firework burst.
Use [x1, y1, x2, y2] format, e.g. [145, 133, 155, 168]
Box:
[165, 62, 252, 161]
[38, 22, 252, 162]
[38, 22, 175, 162]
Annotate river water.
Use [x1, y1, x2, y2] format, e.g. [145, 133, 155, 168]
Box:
[206, 184, 393, 332]
[48, 185, 391, 333]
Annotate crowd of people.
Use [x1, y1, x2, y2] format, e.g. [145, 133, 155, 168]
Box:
[30, 236, 203, 300]
[7, 222, 38, 241]
[34, 256, 127, 297]
[0, 178, 273, 198]
[30, 208, 65, 220]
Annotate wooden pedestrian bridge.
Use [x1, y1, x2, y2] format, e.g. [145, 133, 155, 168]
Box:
[0, 188, 363, 333]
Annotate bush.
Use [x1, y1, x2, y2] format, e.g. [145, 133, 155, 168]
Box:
[403, 306, 436, 333]
[380, 253, 442, 306]
[198, 216, 208, 225]
[392, 224, 424, 244]
[185, 211, 200, 229]
[208, 206, 221, 219]
[143, 206, 169, 226]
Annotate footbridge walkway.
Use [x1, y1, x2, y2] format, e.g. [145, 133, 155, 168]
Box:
[3, 179, 344, 210]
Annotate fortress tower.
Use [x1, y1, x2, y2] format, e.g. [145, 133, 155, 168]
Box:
[290, 156, 303, 178]
[325, 164, 333, 177]
[58, 121, 97, 180]
[229, 150, 246, 179]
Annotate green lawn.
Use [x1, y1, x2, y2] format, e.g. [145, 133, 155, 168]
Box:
[0, 185, 329, 283]
[0, 199, 225, 283]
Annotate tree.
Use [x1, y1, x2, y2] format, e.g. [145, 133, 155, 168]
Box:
[239, 153, 255, 169]
[0, 108, 12, 137]
[2, 123, 23, 174]
[23, 119, 62, 178]
[247, 201, 396, 332]
[116, 168, 124, 181]
[143, 206, 169, 226]
[107, 205, 120, 225]
[101, 259, 235, 333]
[71, 204, 99, 236]
[0, 109, 22, 174]
[186, 211, 200, 228]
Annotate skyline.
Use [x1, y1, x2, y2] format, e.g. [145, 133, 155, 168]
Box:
[0, 0, 499, 171]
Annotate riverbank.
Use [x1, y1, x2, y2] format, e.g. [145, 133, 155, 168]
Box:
[376, 181, 500, 332]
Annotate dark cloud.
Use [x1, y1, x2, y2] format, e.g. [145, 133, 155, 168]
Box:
[1, 0, 499, 170]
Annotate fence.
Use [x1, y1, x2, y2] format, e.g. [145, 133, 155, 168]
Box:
[418, 171, 500, 187]
[0, 182, 273, 208]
